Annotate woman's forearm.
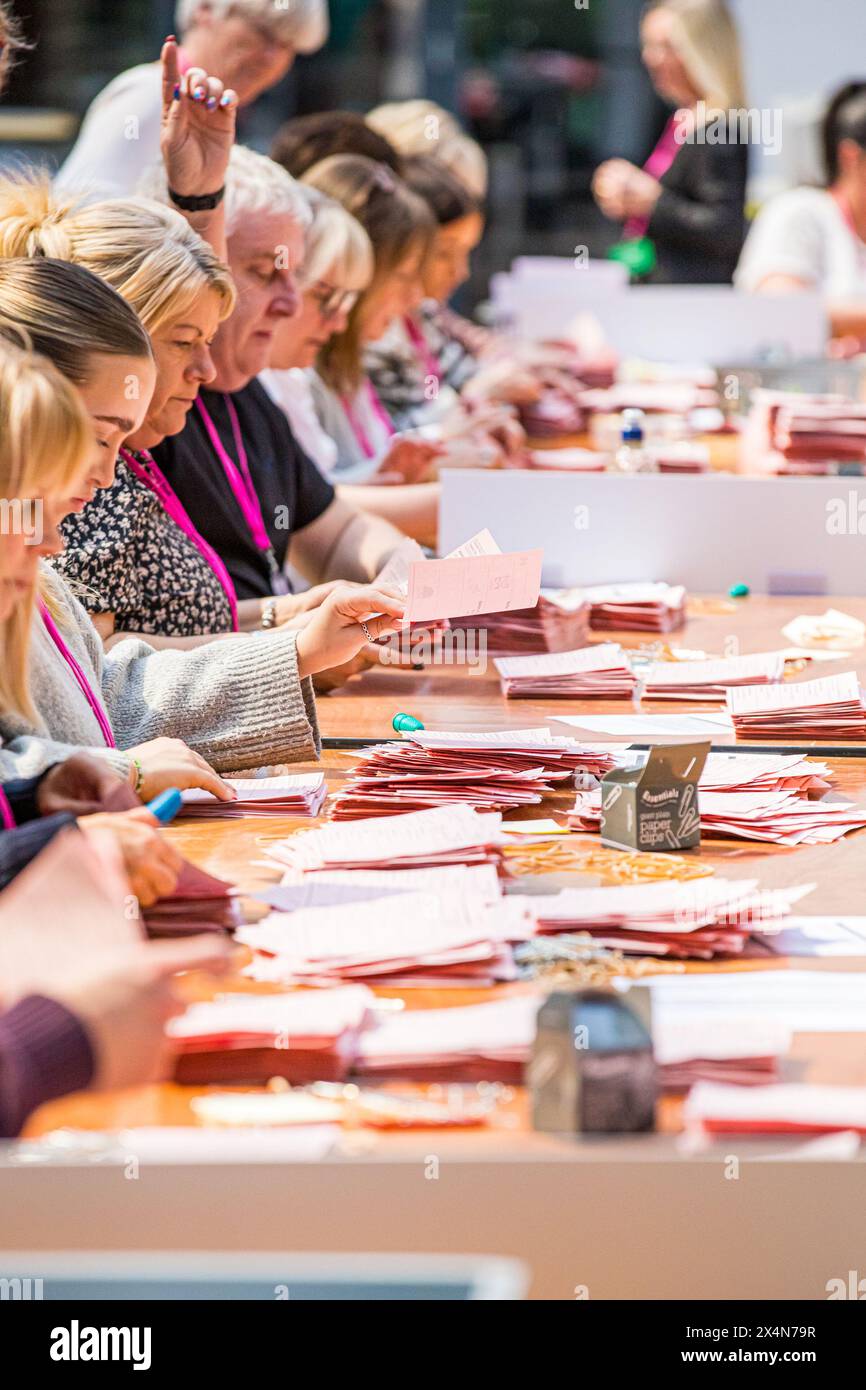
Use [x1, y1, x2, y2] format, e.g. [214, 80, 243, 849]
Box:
[335, 482, 440, 549]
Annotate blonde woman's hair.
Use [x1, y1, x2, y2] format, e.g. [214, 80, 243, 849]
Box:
[301, 155, 434, 393]
[0, 337, 93, 721]
[298, 186, 373, 292]
[0, 171, 236, 332]
[367, 100, 488, 199]
[645, 0, 746, 112]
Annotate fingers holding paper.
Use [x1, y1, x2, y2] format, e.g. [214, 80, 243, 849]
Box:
[295, 584, 406, 677]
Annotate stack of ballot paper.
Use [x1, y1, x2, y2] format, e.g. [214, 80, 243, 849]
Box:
[745, 389, 866, 474]
[180, 773, 327, 818]
[569, 583, 687, 633]
[260, 863, 504, 911]
[641, 651, 785, 699]
[532, 878, 813, 958]
[495, 643, 639, 699]
[684, 1082, 866, 1135]
[266, 805, 507, 874]
[578, 381, 719, 416]
[354, 988, 786, 1087]
[726, 672, 866, 738]
[328, 728, 618, 820]
[239, 891, 532, 988]
[519, 385, 585, 438]
[355, 995, 540, 1083]
[142, 860, 243, 936]
[524, 446, 607, 473]
[450, 593, 592, 656]
[168, 985, 375, 1084]
[567, 751, 866, 845]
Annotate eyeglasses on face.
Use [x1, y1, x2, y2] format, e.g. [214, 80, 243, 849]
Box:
[300, 279, 359, 320]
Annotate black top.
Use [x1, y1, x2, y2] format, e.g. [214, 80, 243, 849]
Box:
[151, 380, 336, 601]
[647, 136, 748, 284]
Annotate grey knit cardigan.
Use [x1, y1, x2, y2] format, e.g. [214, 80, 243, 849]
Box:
[0, 570, 321, 782]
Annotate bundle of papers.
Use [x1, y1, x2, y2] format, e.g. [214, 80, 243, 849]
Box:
[180, 773, 327, 819]
[525, 446, 606, 473]
[450, 593, 591, 655]
[567, 751, 865, 845]
[726, 672, 866, 739]
[239, 891, 532, 988]
[745, 389, 866, 474]
[495, 643, 638, 699]
[265, 805, 507, 874]
[519, 385, 585, 438]
[168, 985, 375, 1084]
[568, 583, 687, 633]
[578, 381, 719, 415]
[142, 859, 243, 936]
[532, 878, 813, 958]
[260, 863, 504, 912]
[641, 651, 785, 700]
[355, 988, 787, 1087]
[328, 728, 617, 820]
[355, 995, 540, 1082]
[684, 1082, 866, 1136]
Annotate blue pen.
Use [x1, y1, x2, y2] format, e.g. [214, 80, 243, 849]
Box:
[146, 788, 183, 825]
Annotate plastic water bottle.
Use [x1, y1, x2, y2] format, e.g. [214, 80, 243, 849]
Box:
[610, 408, 656, 473]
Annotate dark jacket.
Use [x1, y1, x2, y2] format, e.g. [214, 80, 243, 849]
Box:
[647, 135, 748, 284]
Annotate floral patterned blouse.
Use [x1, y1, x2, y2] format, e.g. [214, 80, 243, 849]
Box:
[51, 452, 234, 637]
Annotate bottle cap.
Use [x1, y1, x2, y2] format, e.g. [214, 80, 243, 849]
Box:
[728, 582, 750, 599]
[392, 712, 425, 733]
[621, 408, 646, 443]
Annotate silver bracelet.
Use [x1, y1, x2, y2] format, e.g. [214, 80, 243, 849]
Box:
[261, 598, 279, 629]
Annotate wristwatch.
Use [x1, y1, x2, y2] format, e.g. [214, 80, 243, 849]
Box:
[261, 597, 279, 629]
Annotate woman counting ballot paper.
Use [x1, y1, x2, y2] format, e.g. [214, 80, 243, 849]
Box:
[592, 0, 748, 284]
[0, 337, 184, 905]
[0, 258, 405, 783]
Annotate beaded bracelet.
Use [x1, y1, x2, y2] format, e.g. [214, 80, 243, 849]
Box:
[129, 757, 144, 797]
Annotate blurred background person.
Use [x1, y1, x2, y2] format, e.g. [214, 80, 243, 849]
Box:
[592, 0, 747, 283]
[55, 0, 328, 199]
[736, 82, 866, 348]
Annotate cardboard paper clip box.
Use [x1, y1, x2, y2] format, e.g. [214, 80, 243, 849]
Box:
[600, 741, 709, 852]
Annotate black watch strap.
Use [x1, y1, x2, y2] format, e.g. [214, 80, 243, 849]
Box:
[168, 185, 225, 212]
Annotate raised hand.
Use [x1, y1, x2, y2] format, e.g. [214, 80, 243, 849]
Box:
[160, 35, 237, 206]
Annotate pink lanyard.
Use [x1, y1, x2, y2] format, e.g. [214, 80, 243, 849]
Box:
[0, 786, 15, 831]
[195, 396, 289, 594]
[341, 380, 396, 459]
[38, 601, 116, 748]
[404, 314, 441, 383]
[624, 113, 680, 240]
[121, 448, 239, 631]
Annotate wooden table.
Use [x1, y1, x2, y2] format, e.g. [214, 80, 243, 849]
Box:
[7, 594, 866, 1298]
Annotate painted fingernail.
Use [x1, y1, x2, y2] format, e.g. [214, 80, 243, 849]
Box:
[193, 87, 206, 101]
[206, 96, 217, 110]
[219, 93, 232, 107]
[165, 34, 176, 42]
[173, 84, 181, 101]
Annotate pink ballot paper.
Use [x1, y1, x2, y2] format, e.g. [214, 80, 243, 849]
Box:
[405, 545, 543, 622]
